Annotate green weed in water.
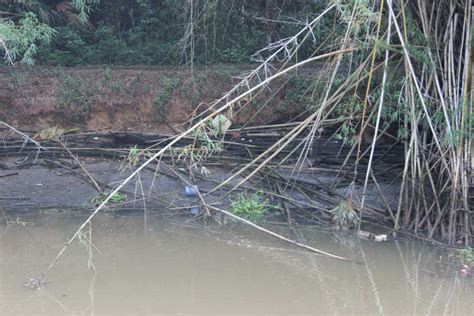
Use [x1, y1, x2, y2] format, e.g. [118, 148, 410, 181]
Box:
[230, 191, 272, 222]
[329, 201, 360, 230]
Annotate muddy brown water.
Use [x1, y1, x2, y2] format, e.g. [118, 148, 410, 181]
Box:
[1, 213, 473, 315]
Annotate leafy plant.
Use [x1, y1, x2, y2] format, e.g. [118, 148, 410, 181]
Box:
[125, 76, 143, 96]
[171, 122, 224, 176]
[181, 76, 206, 108]
[93, 192, 128, 206]
[230, 191, 273, 222]
[329, 201, 360, 230]
[127, 145, 139, 166]
[110, 82, 121, 94]
[455, 247, 474, 268]
[152, 77, 181, 122]
[57, 73, 97, 122]
[29, 1, 321, 67]
[0, 12, 55, 65]
[283, 74, 313, 109]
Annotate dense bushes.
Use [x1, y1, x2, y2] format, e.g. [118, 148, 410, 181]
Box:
[25, 0, 326, 66]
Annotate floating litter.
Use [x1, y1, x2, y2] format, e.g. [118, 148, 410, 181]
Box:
[190, 207, 201, 215]
[184, 185, 199, 197]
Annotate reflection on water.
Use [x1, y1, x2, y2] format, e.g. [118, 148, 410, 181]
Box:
[0, 213, 473, 315]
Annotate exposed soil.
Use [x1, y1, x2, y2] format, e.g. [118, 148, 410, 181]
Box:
[0, 65, 308, 133]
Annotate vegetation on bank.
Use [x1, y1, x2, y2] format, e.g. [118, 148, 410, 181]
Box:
[1, 0, 326, 66]
[0, 0, 473, 250]
[455, 247, 474, 268]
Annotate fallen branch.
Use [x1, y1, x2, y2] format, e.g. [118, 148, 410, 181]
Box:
[205, 204, 355, 263]
[56, 139, 102, 193]
[0, 171, 18, 178]
[1, 121, 45, 152]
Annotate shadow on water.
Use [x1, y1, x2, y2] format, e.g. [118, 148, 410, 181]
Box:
[1, 213, 473, 315]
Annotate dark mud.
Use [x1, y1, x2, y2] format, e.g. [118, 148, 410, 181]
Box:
[0, 156, 240, 215]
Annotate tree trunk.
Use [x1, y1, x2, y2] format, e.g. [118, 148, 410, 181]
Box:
[265, 0, 277, 44]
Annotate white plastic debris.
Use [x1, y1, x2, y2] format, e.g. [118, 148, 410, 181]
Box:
[358, 230, 388, 242]
[211, 114, 232, 135]
[374, 234, 387, 242]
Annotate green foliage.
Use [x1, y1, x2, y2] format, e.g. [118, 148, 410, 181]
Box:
[230, 191, 273, 222]
[27, 0, 327, 66]
[179, 75, 207, 108]
[72, 0, 100, 23]
[93, 191, 128, 206]
[127, 145, 140, 167]
[172, 122, 223, 174]
[433, 101, 474, 146]
[332, 76, 410, 145]
[57, 73, 97, 122]
[402, 11, 434, 69]
[405, 11, 428, 47]
[282, 74, 312, 111]
[10, 70, 26, 86]
[454, 247, 474, 268]
[36, 26, 86, 66]
[152, 77, 181, 122]
[125, 76, 143, 96]
[0, 13, 55, 65]
[110, 82, 121, 94]
[329, 201, 360, 230]
[335, 122, 358, 145]
[407, 45, 431, 67]
[333, 95, 363, 145]
[170, 120, 225, 175]
[334, 0, 377, 38]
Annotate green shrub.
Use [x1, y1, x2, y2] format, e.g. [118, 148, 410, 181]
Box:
[455, 247, 474, 268]
[152, 78, 181, 122]
[36, 26, 86, 66]
[30, 1, 327, 67]
[57, 74, 97, 122]
[93, 192, 128, 206]
[329, 201, 360, 230]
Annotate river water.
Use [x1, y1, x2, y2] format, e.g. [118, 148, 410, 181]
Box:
[0, 213, 472, 315]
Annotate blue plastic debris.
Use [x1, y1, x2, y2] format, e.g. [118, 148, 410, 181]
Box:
[184, 185, 199, 197]
[190, 207, 201, 215]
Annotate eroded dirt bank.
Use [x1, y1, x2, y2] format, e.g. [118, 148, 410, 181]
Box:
[0, 65, 309, 133]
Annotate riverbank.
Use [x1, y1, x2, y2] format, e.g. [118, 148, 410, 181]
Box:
[0, 126, 401, 223]
[0, 65, 315, 132]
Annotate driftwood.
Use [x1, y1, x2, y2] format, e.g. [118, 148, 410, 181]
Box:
[205, 204, 355, 262]
[56, 139, 102, 193]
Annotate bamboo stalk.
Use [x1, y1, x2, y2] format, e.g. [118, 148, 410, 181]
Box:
[205, 204, 355, 263]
